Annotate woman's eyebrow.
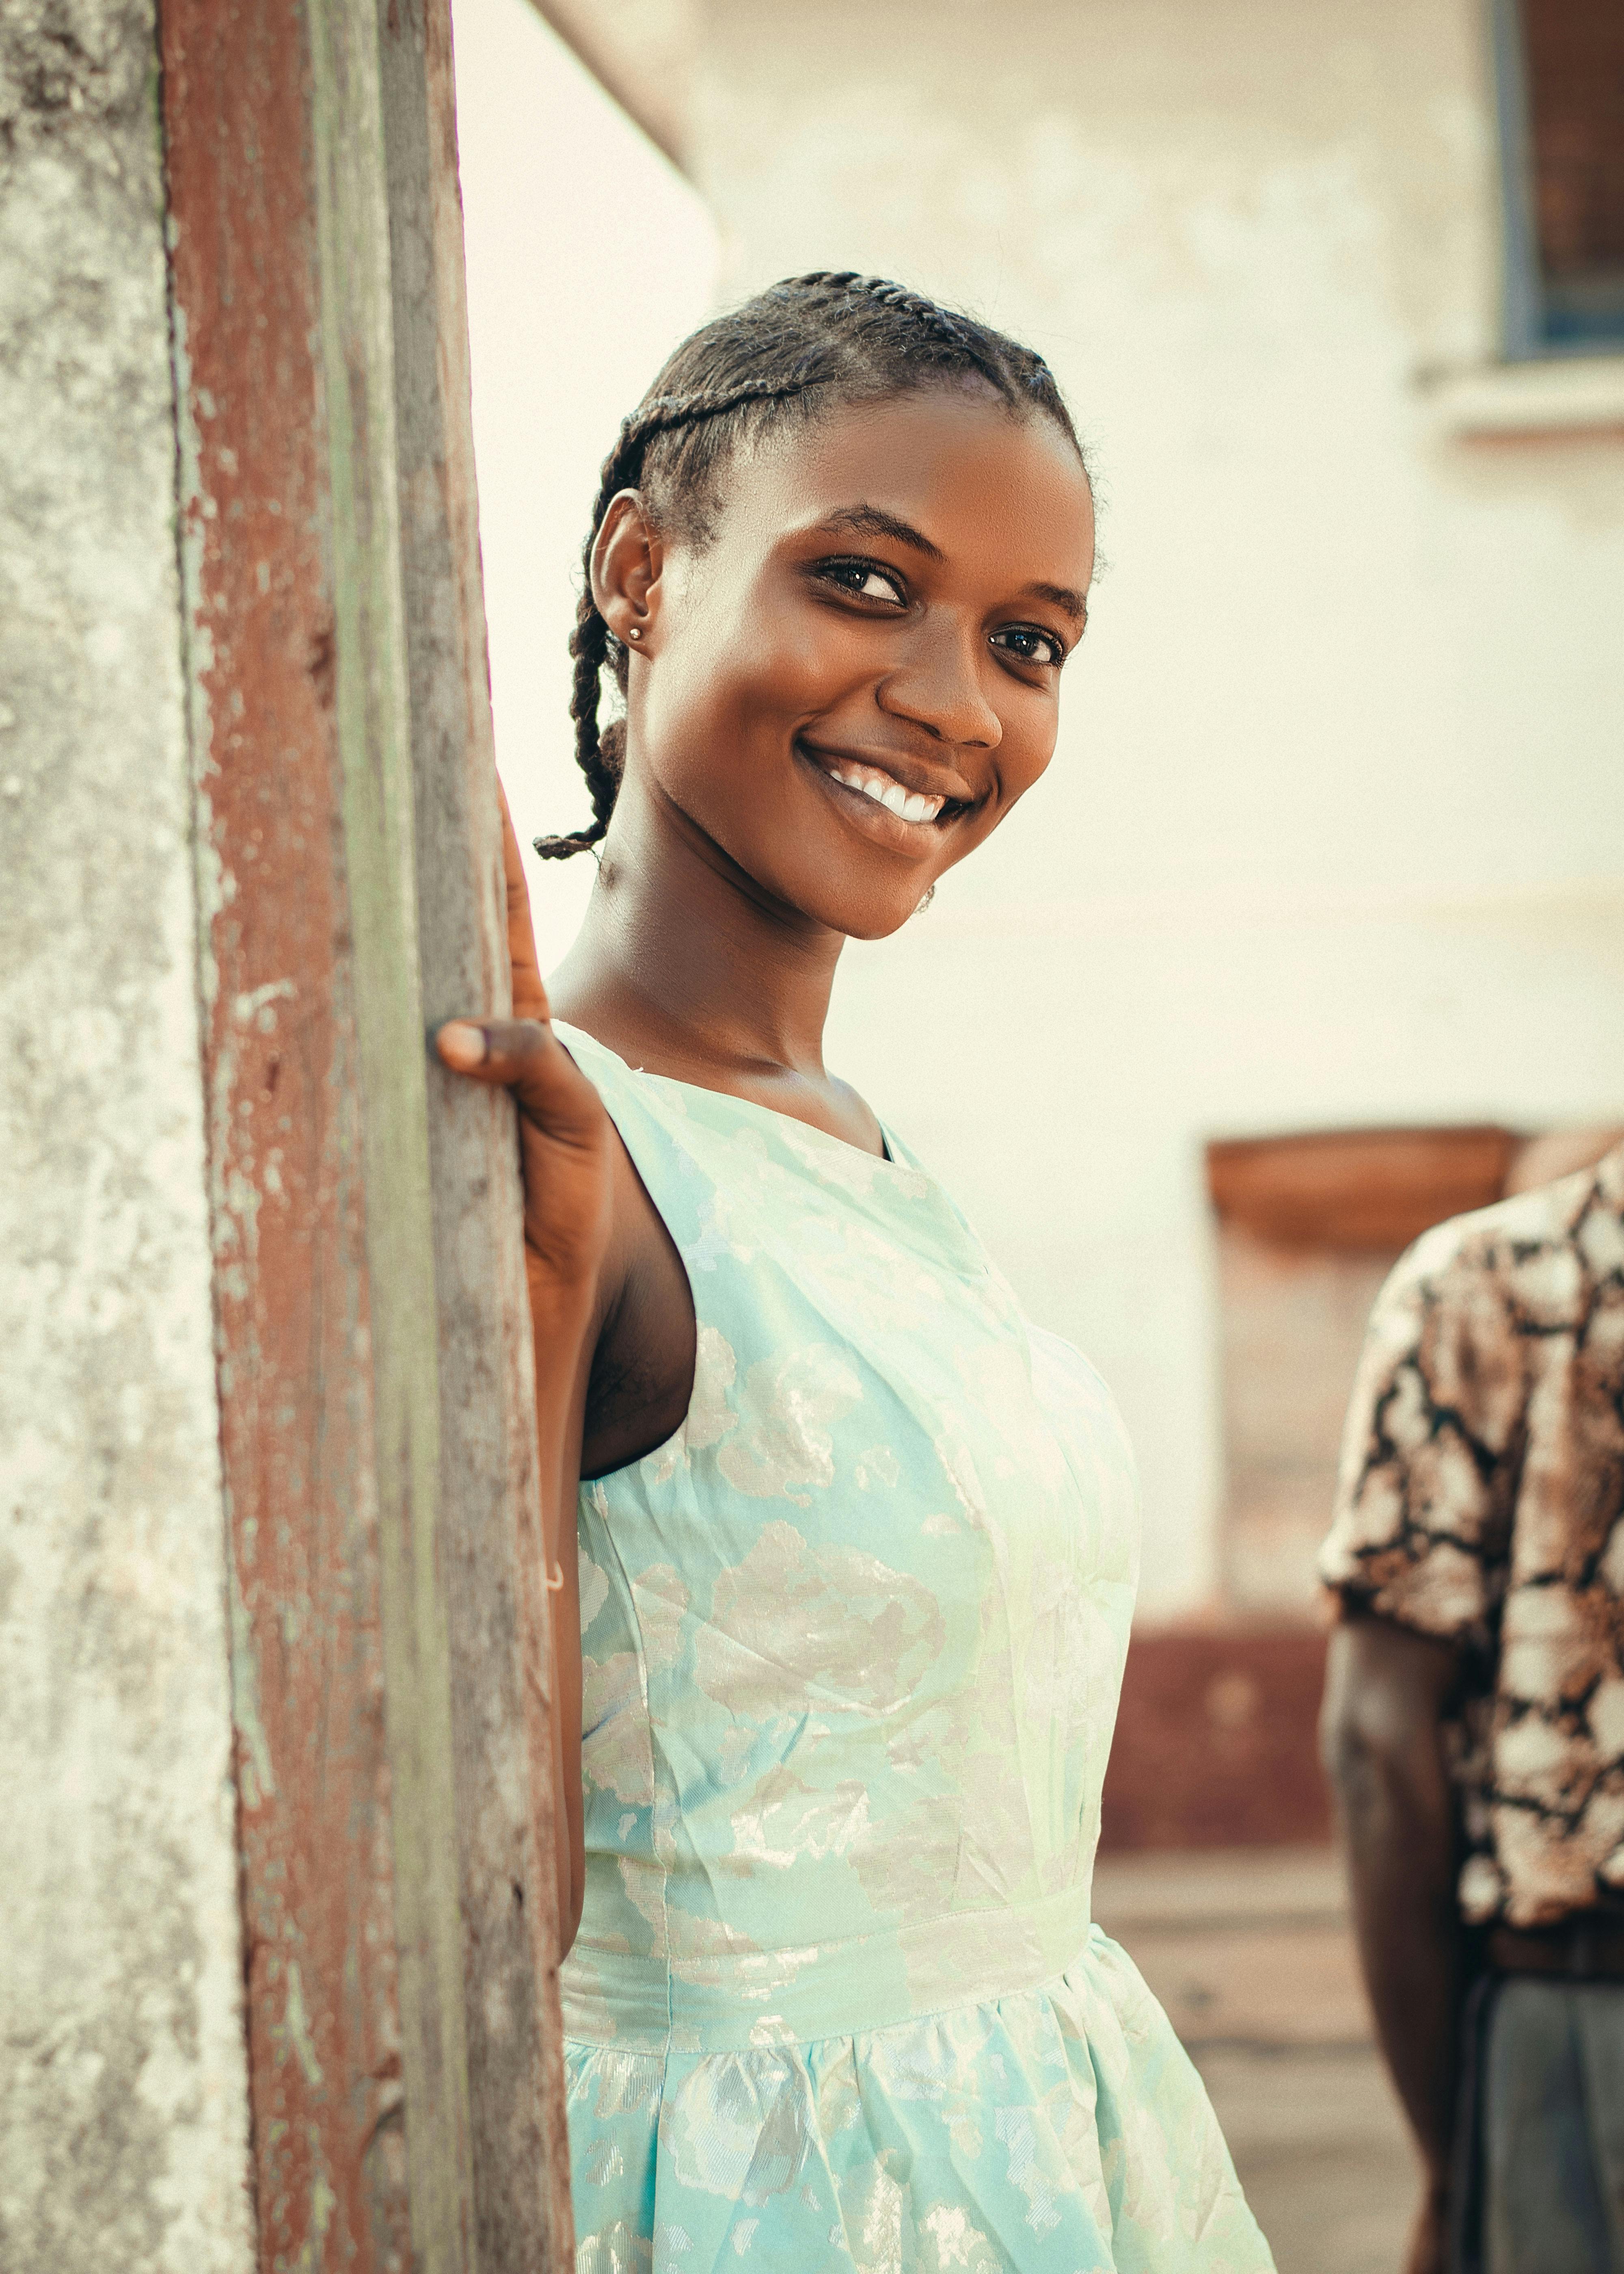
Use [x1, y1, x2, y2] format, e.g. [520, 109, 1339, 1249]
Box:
[813, 504, 944, 560]
[1024, 580, 1088, 627]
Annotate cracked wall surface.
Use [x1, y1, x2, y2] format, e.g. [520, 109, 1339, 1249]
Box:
[0, 4, 253, 2267]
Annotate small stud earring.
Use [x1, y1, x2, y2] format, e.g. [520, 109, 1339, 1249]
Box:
[627, 625, 642, 641]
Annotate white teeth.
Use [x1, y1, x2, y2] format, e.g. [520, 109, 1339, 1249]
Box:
[827, 763, 944, 825]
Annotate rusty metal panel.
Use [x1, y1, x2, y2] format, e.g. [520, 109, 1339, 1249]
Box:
[161, 0, 563, 2262]
[160, 0, 414, 2260]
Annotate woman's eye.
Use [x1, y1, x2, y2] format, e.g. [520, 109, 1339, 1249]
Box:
[991, 624, 1065, 668]
[818, 559, 907, 606]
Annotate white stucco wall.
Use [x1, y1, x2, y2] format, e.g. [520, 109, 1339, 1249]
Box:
[452, 0, 718, 929]
[682, 0, 1624, 1614]
[453, 0, 1624, 1619]
[0, 5, 253, 2264]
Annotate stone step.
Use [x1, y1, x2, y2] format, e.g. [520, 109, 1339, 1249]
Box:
[1091, 1848, 1419, 2274]
[1093, 1844, 1371, 2048]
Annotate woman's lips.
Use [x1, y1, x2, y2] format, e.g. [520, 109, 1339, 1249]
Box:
[797, 739, 966, 827]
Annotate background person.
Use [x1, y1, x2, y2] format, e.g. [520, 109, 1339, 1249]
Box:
[1320, 1137, 1624, 2274]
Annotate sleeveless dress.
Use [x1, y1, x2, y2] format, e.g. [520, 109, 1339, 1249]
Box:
[553, 1024, 1273, 2274]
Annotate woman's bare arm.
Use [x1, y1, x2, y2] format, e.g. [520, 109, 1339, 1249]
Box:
[437, 789, 615, 1948]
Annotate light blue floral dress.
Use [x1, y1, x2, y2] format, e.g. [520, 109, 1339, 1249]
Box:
[553, 1024, 1272, 2274]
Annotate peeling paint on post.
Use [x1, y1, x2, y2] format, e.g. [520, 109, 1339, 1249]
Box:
[161, 0, 421, 2258]
[159, 0, 569, 2263]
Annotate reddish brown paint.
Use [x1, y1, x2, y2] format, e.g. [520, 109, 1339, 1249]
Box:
[160, 3, 408, 2263]
[1100, 1626, 1335, 1851]
[1206, 1126, 1519, 1255]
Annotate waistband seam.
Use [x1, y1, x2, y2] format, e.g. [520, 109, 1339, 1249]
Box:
[562, 1928, 1106, 2059]
[568, 1880, 1095, 1981]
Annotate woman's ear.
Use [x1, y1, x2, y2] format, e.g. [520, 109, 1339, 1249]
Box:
[591, 490, 663, 649]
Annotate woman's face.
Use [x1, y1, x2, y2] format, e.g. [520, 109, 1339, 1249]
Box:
[596, 384, 1096, 941]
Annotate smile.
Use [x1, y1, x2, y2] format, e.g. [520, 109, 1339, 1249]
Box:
[800, 745, 949, 827]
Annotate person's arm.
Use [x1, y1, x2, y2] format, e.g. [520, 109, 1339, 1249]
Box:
[1321, 1612, 1464, 2274]
[437, 789, 615, 1951]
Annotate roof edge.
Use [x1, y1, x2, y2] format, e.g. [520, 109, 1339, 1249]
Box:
[523, 0, 689, 171]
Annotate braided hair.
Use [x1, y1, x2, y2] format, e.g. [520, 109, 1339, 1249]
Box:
[536, 272, 1084, 859]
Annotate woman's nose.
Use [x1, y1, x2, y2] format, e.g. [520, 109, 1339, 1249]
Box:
[877, 615, 1002, 750]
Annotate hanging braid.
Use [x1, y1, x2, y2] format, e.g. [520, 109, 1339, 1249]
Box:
[535, 273, 1084, 859]
[540, 374, 823, 859]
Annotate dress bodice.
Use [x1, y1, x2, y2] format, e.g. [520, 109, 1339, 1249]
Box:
[555, 1022, 1139, 2048]
[551, 1023, 1271, 2272]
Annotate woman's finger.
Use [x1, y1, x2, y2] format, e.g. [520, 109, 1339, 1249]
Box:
[436, 1018, 604, 1149]
[497, 777, 550, 1025]
[436, 1016, 613, 1288]
[437, 1019, 500, 1076]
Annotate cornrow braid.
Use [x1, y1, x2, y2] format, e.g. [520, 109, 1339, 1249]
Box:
[536, 274, 1084, 860]
[786, 272, 1069, 422]
[790, 272, 1003, 391]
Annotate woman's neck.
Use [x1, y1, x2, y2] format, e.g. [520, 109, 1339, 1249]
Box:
[545, 778, 852, 1103]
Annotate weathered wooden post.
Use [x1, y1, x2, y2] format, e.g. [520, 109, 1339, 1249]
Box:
[159, 0, 574, 2261]
[5, 0, 577, 2263]
[378, 1, 577, 2263]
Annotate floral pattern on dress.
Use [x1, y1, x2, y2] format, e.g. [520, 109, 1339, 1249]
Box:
[554, 1024, 1273, 2272]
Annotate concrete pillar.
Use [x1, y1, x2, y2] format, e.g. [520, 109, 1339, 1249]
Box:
[0, 4, 254, 2266]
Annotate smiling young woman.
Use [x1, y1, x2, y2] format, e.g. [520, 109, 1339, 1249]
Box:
[437, 274, 1273, 2272]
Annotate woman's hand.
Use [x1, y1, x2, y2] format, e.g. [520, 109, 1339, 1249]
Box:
[434, 779, 601, 1951]
[436, 784, 613, 1305]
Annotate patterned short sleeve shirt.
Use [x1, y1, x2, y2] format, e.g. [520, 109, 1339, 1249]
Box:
[1319, 1144, 1624, 1928]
